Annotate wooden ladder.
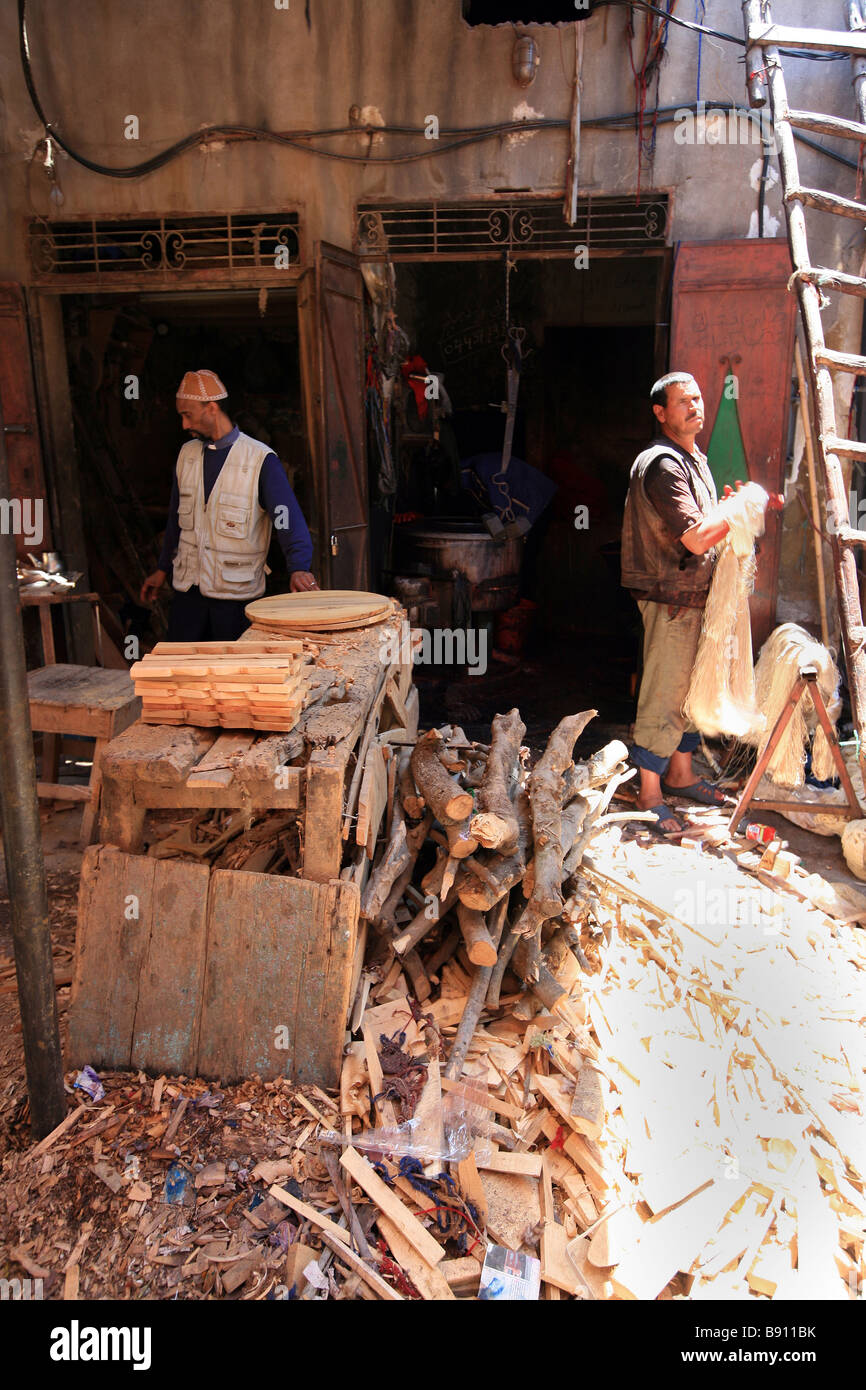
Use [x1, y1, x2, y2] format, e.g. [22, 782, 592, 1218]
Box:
[743, 2, 866, 784]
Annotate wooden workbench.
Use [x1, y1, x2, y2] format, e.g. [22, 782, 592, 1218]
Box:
[69, 615, 419, 1087]
[98, 616, 418, 881]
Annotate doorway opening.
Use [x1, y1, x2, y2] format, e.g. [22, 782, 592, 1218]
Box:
[372, 253, 664, 743]
[58, 288, 312, 661]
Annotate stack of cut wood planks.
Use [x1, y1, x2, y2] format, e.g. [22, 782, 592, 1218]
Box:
[130, 640, 312, 731]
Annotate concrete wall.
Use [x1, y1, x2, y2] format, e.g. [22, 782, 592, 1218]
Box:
[0, 0, 862, 631]
[0, 1, 858, 279]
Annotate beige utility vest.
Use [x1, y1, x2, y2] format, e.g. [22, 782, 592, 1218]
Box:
[171, 433, 272, 601]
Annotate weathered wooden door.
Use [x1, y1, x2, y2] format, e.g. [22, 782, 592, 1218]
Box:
[0, 283, 52, 558]
[670, 240, 796, 646]
[298, 244, 369, 590]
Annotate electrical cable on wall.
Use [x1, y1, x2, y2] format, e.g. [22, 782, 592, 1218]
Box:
[19, 0, 856, 184]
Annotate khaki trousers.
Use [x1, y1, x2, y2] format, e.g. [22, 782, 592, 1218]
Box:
[633, 600, 703, 763]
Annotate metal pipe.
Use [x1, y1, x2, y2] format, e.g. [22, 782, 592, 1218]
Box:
[0, 390, 66, 1139]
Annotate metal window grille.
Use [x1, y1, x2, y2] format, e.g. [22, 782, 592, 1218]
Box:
[28, 213, 301, 283]
[356, 195, 668, 260]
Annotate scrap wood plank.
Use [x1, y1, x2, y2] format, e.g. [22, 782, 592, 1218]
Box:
[539, 1112, 610, 1197]
[381, 676, 409, 734]
[455, 1153, 488, 1228]
[356, 740, 388, 853]
[541, 1219, 583, 1296]
[564, 1233, 614, 1300]
[439, 1257, 482, 1295]
[569, 1062, 606, 1140]
[340, 1147, 445, 1267]
[479, 1152, 543, 1178]
[610, 1175, 751, 1301]
[28, 1105, 86, 1161]
[129, 857, 210, 1076]
[198, 871, 359, 1087]
[268, 1184, 354, 1247]
[186, 734, 257, 789]
[304, 746, 347, 883]
[480, 1170, 541, 1253]
[440, 1075, 522, 1122]
[68, 847, 159, 1068]
[155, 640, 304, 655]
[535, 1072, 605, 1145]
[376, 1214, 455, 1301]
[319, 1232, 404, 1301]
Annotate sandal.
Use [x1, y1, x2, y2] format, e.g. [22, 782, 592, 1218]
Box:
[661, 777, 730, 807]
[644, 802, 686, 836]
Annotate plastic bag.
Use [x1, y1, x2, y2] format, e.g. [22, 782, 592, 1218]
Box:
[321, 1074, 492, 1164]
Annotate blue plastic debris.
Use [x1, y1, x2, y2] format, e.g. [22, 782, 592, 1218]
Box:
[73, 1065, 105, 1102]
[163, 1162, 191, 1205]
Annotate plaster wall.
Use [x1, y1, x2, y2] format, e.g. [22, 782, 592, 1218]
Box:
[0, 1, 858, 286]
[0, 0, 862, 633]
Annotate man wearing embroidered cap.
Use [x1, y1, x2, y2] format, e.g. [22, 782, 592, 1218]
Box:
[141, 370, 318, 640]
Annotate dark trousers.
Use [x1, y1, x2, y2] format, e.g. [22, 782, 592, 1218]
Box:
[167, 586, 250, 642]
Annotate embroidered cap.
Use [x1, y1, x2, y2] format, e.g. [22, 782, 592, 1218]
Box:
[176, 370, 228, 403]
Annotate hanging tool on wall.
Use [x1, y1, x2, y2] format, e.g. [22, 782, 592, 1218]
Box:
[482, 255, 533, 542]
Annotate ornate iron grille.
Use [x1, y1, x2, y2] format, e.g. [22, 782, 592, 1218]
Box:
[29, 213, 301, 282]
[356, 196, 667, 260]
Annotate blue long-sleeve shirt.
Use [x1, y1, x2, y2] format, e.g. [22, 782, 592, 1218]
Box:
[158, 426, 314, 577]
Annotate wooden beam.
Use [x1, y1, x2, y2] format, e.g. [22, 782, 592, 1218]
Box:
[748, 23, 866, 55]
[785, 109, 866, 141]
[789, 186, 866, 222]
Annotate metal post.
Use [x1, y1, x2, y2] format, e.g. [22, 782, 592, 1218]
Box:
[0, 392, 66, 1138]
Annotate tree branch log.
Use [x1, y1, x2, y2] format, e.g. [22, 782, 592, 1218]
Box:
[411, 730, 473, 823]
[513, 710, 597, 937]
[469, 708, 526, 853]
[456, 902, 498, 967]
[444, 898, 509, 1081]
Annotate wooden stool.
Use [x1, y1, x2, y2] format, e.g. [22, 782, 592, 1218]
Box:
[27, 665, 141, 845]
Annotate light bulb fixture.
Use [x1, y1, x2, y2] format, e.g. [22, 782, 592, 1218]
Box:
[512, 35, 540, 88]
[42, 136, 55, 174]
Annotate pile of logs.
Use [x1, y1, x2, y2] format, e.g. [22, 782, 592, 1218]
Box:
[357, 708, 646, 1083]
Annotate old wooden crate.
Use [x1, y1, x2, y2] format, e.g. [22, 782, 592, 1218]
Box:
[68, 847, 360, 1087]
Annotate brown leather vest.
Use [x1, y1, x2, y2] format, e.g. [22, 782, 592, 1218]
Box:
[621, 439, 718, 607]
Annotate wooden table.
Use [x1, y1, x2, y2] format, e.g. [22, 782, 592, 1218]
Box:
[27, 664, 141, 844]
[20, 589, 104, 666]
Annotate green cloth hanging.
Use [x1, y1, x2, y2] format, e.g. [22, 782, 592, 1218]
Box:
[706, 375, 749, 493]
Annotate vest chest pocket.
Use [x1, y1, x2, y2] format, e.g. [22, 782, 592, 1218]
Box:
[177, 490, 196, 530]
[215, 493, 252, 540]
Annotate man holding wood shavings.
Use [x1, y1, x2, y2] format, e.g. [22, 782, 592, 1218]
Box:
[141, 369, 317, 641]
[621, 373, 741, 835]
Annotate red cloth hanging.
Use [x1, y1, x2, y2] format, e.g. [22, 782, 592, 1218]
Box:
[401, 354, 430, 420]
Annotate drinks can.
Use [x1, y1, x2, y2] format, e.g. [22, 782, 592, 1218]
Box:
[740, 821, 775, 844]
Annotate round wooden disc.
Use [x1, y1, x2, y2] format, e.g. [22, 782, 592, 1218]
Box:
[245, 591, 392, 628]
